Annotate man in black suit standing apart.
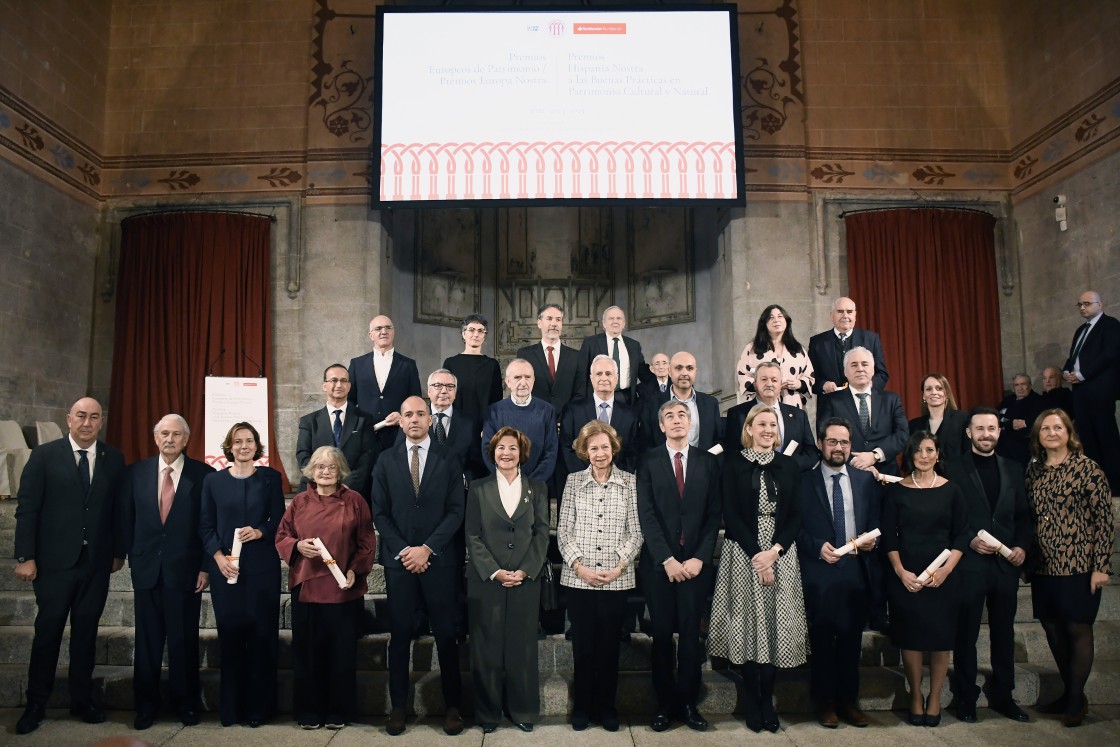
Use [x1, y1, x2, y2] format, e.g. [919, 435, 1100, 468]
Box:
[724, 361, 820, 471]
[947, 407, 1032, 723]
[348, 314, 422, 451]
[296, 363, 378, 505]
[637, 352, 672, 406]
[517, 302, 585, 416]
[797, 418, 880, 729]
[637, 400, 722, 732]
[371, 396, 465, 736]
[124, 414, 213, 730]
[560, 355, 641, 474]
[816, 347, 908, 476]
[1062, 290, 1120, 493]
[641, 352, 722, 452]
[13, 397, 126, 734]
[578, 305, 646, 406]
[808, 297, 889, 394]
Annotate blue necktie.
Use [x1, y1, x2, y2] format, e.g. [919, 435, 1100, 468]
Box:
[332, 409, 343, 447]
[598, 402, 610, 422]
[831, 473, 846, 548]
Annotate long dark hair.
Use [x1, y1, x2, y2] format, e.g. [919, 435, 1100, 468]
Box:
[751, 304, 805, 356]
[902, 430, 942, 475]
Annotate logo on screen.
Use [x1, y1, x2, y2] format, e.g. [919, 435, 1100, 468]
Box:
[548, 19, 565, 36]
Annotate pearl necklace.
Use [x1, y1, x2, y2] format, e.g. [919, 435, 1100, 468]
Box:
[910, 470, 936, 489]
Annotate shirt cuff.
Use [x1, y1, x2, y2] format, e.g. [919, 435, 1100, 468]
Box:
[873, 448, 885, 462]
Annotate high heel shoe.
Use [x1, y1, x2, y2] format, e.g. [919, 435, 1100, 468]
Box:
[924, 697, 941, 727]
[1061, 696, 1088, 727]
[907, 694, 925, 726]
[761, 699, 780, 733]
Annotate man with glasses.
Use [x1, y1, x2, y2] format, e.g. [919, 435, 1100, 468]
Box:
[796, 418, 881, 729]
[296, 363, 378, 507]
[348, 315, 422, 451]
[1062, 290, 1120, 493]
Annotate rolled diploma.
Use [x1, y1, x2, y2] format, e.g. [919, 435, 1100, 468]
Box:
[878, 474, 904, 483]
[835, 528, 881, 555]
[916, 548, 952, 583]
[782, 439, 799, 456]
[708, 444, 724, 455]
[312, 537, 348, 588]
[977, 529, 1014, 559]
[373, 418, 392, 431]
[227, 532, 243, 585]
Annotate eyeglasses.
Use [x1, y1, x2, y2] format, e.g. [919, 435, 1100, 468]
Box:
[464, 327, 487, 335]
[370, 325, 394, 333]
[1076, 301, 1099, 308]
[429, 382, 457, 390]
[325, 377, 350, 385]
[823, 439, 851, 447]
[313, 464, 339, 473]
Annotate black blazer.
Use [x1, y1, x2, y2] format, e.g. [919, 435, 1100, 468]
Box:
[817, 388, 909, 475]
[636, 445, 722, 567]
[516, 342, 586, 416]
[347, 350, 422, 447]
[198, 466, 286, 577]
[640, 390, 722, 452]
[909, 409, 971, 463]
[577, 333, 646, 394]
[124, 455, 214, 592]
[1063, 313, 1120, 399]
[559, 397, 641, 474]
[724, 401, 821, 472]
[14, 438, 126, 571]
[637, 377, 672, 408]
[944, 454, 1032, 578]
[394, 409, 484, 486]
[370, 440, 465, 568]
[720, 451, 801, 557]
[465, 474, 550, 581]
[296, 404, 378, 499]
[807, 327, 889, 394]
[796, 466, 882, 582]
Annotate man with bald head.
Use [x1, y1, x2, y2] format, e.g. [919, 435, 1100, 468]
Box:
[1062, 290, 1120, 492]
[1040, 366, 1074, 416]
[808, 297, 889, 394]
[481, 359, 559, 483]
[641, 352, 721, 451]
[578, 305, 647, 406]
[637, 352, 673, 405]
[348, 314, 422, 451]
[14, 397, 127, 734]
[371, 396, 465, 735]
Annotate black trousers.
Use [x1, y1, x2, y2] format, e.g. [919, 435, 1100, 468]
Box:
[1072, 387, 1120, 492]
[641, 564, 707, 711]
[133, 582, 202, 713]
[27, 551, 110, 706]
[385, 565, 461, 710]
[954, 565, 1019, 705]
[290, 587, 361, 723]
[209, 570, 280, 724]
[566, 587, 628, 718]
[805, 561, 870, 707]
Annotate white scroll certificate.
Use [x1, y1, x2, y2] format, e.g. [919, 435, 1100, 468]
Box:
[916, 548, 952, 583]
[312, 537, 349, 589]
[782, 439, 799, 456]
[835, 528, 881, 556]
[977, 529, 1014, 559]
[708, 444, 724, 455]
[373, 418, 392, 431]
[228, 532, 244, 585]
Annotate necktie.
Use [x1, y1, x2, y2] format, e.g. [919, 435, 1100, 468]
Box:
[674, 452, 685, 546]
[434, 412, 447, 444]
[659, 381, 667, 393]
[856, 392, 871, 434]
[831, 473, 846, 547]
[1070, 322, 1091, 364]
[774, 406, 784, 445]
[598, 402, 610, 423]
[611, 337, 621, 388]
[410, 444, 421, 496]
[332, 409, 343, 447]
[546, 345, 556, 382]
[835, 333, 847, 373]
[77, 449, 90, 494]
[160, 466, 174, 523]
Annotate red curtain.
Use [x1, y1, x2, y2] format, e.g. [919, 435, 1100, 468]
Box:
[106, 212, 288, 490]
[846, 208, 1003, 420]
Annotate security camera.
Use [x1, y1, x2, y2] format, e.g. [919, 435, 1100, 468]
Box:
[1053, 195, 1067, 206]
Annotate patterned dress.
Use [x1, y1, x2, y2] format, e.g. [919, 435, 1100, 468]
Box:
[708, 449, 809, 667]
[735, 342, 815, 408]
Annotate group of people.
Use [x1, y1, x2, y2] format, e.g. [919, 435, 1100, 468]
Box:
[9, 290, 1116, 736]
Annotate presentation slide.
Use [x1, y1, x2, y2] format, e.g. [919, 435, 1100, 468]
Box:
[375, 7, 742, 204]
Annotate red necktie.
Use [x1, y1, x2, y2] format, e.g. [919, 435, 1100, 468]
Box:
[160, 466, 174, 523]
[546, 345, 556, 382]
[674, 451, 685, 546]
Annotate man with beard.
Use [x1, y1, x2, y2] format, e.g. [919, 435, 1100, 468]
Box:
[796, 418, 881, 728]
[640, 352, 721, 451]
[946, 407, 1032, 723]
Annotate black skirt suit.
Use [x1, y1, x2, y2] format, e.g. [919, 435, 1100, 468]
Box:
[199, 467, 285, 725]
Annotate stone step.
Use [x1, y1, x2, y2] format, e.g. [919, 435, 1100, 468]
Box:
[0, 659, 1116, 716]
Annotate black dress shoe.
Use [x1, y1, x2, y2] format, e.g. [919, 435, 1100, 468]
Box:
[387, 707, 406, 735]
[956, 701, 977, 723]
[761, 702, 780, 733]
[571, 712, 589, 731]
[650, 711, 672, 731]
[16, 704, 46, 735]
[179, 709, 200, 726]
[990, 700, 1030, 722]
[248, 720, 263, 728]
[480, 722, 498, 733]
[71, 702, 107, 724]
[443, 707, 464, 736]
[515, 721, 533, 732]
[907, 710, 925, 726]
[601, 710, 620, 732]
[134, 711, 156, 730]
[682, 704, 709, 732]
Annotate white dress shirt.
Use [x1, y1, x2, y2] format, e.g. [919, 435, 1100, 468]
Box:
[372, 348, 394, 390]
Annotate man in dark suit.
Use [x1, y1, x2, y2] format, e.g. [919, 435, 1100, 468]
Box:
[517, 302, 585, 416]
[348, 314, 422, 451]
[724, 360, 821, 471]
[995, 373, 1043, 466]
[124, 414, 213, 730]
[560, 355, 641, 475]
[578, 305, 646, 406]
[641, 351, 721, 451]
[797, 418, 880, 728]
[637, 400, 722, 732]
[296, 363, 378, 504]
[1040, 366, 1074, 416]
[371, 396, 465, 736]
[808, 297, 889, 394]
[947, 407, 1032, 723]
[13, 397, 126, 734]
[1062, 290, 1120, 492]
[816, 346, 908, 476]
[636, 352, 672, 406]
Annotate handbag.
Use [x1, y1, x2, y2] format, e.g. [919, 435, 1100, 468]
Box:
[539, 559, 560, 611]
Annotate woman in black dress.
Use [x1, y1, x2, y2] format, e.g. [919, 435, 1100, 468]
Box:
[882, 430, 967, 727]
[199, 422, 285, 727]
[442, 314, 503, 422]
[907, 373, 969, 461]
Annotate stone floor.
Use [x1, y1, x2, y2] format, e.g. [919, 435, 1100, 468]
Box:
[1, 707, 1117, 746]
